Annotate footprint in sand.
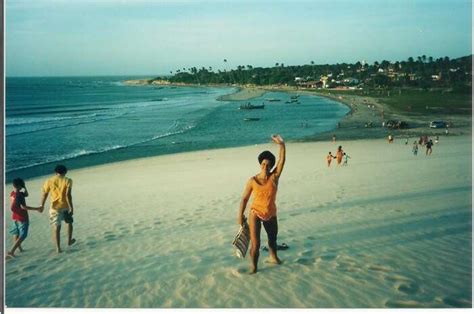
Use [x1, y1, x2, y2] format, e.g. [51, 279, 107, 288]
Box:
[19, 275, 35, 282]
[442, 297, 472, 308]
[86, 240, 97, 247]
[295, 257, 316, 265]
[396, 282, 419, 295]
[336, 263, 360, 273]
[234, 267, 249, 275]
[319, 252, 338, 261]
[22, 264, 38, 272]
[385, 274, 412, 283]
[385, 300, 425, 308]
[289, 212, 302, 217]
[298, 250, 313, 257]
[104, 234, 117, 241]
[367, 264, 392, 272]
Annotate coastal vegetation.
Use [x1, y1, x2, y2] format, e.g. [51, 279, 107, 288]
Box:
[150, 55, 472, 114]
[156, 55, 471, 89]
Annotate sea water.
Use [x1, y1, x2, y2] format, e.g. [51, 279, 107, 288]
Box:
[5, 76, 349, 180]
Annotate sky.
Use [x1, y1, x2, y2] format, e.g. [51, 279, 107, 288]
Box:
[5, 0, 473, 77]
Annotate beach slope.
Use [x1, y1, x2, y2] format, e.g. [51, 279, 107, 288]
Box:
[4, 136, 472, 308]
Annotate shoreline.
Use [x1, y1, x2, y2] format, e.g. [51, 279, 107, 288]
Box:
[124, 79, 471, 139]
[9, 82, 470, 181]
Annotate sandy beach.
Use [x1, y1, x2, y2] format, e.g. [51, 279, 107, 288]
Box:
[5, 134, 472, 308]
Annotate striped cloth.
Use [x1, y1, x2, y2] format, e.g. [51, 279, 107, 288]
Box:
[232, 222, 250, 258]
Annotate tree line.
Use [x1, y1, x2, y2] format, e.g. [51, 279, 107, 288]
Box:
[151, 55, 472, 92]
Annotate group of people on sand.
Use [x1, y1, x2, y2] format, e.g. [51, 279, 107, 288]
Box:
[388, 134, 438, 156]
[327, 145, 350, 167]
[8, 165, 75, 258]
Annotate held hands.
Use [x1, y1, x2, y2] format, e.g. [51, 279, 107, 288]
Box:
[271, 134, 284, 145]
[38, 205, 44, 213]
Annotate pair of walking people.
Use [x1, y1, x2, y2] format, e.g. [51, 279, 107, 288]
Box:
[8, 165, 75, 257]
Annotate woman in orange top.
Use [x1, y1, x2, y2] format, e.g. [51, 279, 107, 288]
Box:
[336, 145, 344, 165]
[238, 134, 286, 274]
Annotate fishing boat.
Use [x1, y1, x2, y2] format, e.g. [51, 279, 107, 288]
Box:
[265, 98, 281, 102]
[243, 118, 261, 121]
[239, 103, 265, 110]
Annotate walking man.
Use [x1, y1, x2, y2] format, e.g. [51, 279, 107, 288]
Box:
[40, 165, 75, 253]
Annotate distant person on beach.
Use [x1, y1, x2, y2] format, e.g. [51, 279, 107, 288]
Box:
[435, 135, 439, 144]
[7, 178, 43, 258]
[405, 137, 409, 145]
[40, 165, 76, 253]
[423, 135, 428, 146]
[332, 134, 336, 142]
[326, 152, 335, 167]
[342, 152, 351, 166]
[388, 134, 394, 144]
[426, 139, 433, 155]
[237, 134, 286, 274]
[412, 141, 418, 156]
[445, 127, 449, 135]
[335, 146, 344, 165]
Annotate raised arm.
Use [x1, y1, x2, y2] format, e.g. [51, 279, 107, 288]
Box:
[271, 134, 286, 178]
[237, 178, 253, 225]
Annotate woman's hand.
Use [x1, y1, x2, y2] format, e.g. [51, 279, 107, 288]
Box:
[271, 134, 284, 145]
[238, 215, 246, 226]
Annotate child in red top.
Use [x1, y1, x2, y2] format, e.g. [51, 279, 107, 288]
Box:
[8, 178, 43, 258]
[326, 152, 335, 167]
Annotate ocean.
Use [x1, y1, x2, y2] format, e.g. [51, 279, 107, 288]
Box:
[5, 76, 350, 181]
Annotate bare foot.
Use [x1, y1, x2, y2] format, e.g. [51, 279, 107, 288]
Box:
[56, 248, 62, 254]
[68, 238, 76, 246]
[6, 252, 16, 259]
[267, 257, 282, 265]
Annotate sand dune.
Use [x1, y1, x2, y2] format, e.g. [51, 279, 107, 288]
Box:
[4, 135, 472, 308]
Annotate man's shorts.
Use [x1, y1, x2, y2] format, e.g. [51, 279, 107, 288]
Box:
[10, 220, 29, 240]
[49, 208, 71, 226]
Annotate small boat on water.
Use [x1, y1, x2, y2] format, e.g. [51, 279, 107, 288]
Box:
[265, 98, 281, 102]
[244, 118, 261, 121]
[239, 103, 265, 110]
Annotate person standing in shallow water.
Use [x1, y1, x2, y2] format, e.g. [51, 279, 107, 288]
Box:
[238, 134, 286, 274]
